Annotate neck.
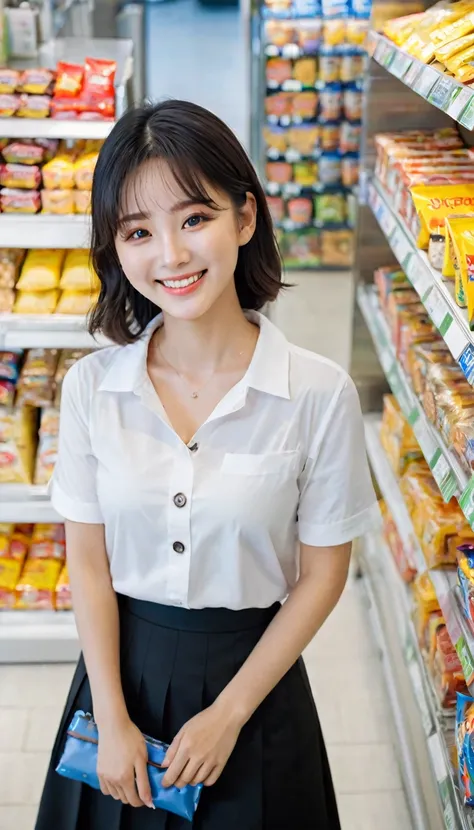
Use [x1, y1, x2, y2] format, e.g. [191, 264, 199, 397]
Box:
[152, 292, 257, 373]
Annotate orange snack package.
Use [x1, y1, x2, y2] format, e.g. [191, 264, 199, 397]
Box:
[15, 559, 62, 610]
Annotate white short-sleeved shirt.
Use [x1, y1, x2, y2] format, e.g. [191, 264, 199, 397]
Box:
[50, 311, 380, 610]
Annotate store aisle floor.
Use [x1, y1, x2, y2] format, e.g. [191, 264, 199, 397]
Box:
[0, 579, 411, 830]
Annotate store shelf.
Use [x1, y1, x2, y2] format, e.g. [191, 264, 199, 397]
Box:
[368, 178, 474, 384]
[368, 31, 474, 130]
[0, 486, 60, 523]
[0, 610, 79, 663]
[0, 314, 108, 349]
[358, 284, 470, 507]
[0, 214, 90, 249]
[0, 119, 114, 141]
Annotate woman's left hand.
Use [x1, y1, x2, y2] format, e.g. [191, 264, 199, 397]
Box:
[161, 702, 242, 789]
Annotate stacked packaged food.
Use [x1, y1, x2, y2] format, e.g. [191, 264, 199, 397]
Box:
[0, 57, 116, 122]
[0, 137, 101, 217]
[0, 248, 99, 314]
[0, 522, 70, 610]
[0, 348, 89, 484]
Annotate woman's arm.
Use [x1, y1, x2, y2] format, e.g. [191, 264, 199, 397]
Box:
[161, 541, 351, 788]
[66, 520, 154, 809]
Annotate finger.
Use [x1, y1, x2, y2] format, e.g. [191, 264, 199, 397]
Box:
[204, 766, 222, 787]
[162, 746, 189, 788]
[190, 764, 211, 786]
[122, 778, 143, 809]
[174, 758, 203, 790]
[107, 784, 124, 801]
[162, 732, 182, 769]
[135, 759, 154, 809]
[99, 776, 111, 797]
[115, 785, 130, 805]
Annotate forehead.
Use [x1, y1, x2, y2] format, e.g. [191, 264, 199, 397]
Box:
[119, 158, 226, 216]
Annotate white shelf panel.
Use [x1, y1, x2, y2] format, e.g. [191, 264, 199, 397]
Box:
[0, 610, 78, 663]
[368, 31, 474, 130]
[0, 485, 60, 523]
[0, 119, 114, 141]
[0, 314, 109, 349]
[368, 178, 474, 382]
[358, 285, 470, 511]
[0, 214, 90, 249]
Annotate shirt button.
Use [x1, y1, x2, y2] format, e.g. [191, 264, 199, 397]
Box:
[189, 442, 199, 453]
[173, 541, 185, 554]
[173, 493, 187, 508]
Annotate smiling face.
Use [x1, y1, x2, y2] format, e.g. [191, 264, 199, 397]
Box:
[114, 159, 257, 322]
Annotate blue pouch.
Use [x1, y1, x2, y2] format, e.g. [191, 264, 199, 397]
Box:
[56, 711, 203, 822]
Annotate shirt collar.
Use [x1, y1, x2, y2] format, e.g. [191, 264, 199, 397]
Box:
[98, 310, 290, 400]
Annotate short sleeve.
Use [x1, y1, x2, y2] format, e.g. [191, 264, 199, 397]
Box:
[49, 360, 104, 524]
[297, 375, 380, 547]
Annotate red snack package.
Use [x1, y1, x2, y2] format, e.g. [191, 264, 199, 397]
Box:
[0, 69, 19, 94]
[2, 142, 45, 165]
[82, 58, 116, 102]
[0, 188, 41, 214]
[19, 68, 54, 95]
[54, 62, 83, 98]
[0, 164, 41, 189]
[0, 95, 20, 117]
[17, 95, 51, 118]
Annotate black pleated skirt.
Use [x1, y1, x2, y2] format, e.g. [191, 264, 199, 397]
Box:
[35, 594, 340, 830]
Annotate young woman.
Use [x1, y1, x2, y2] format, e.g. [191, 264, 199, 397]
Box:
[36, 100, 379, 830]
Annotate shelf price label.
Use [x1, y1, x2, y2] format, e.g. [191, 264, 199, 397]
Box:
[429, 76, 455, 111]
[406, 259, 431, 298]
[456, 635, 474, 687]
[413, 418, 438, 463]
[447, 86, 473, 121]
[406, 659, 433, 736]
[391, 52, 412, 80]
[405, 61, 422, 88]
[430, 449, 457, 503]
[424, 286, 453, 337]
[460, 96, 474, 131]
[414, 66, 439, 99]
[390, 226, 412, 269]
[460, 476, 474, 529]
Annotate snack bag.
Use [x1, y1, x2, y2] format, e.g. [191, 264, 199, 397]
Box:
[17, 95, 51, 118]
[435, 31, 474, 63]
[15, 559, 62, 610]
[0, 69, 19, 94]
[457, 692, 474, 806]
[74, 190, 91, 215]
[0, 249, 24, 288]
[18, 68, 54, 95]
[380, 394, 422, 476]
[410, 184, 474, 250]
[266, 58, 292, 85]
[293, 58, 317, 87]
[0, 94, 20, 117]
[59, 250, 99, 292]
[0, 558, 23, 608]
[29, 522, 65, 560]
[0, 164, 41, 190]
[1, 189, 40, 214]
[0, 406, 37, 484]
[14, 290, 58, 314]
[55, 290, 99, 315]
[54, 62, 83, 98]
[0, 350, 23, 382]
[17, 250, 64, 292]
[42, 155, 75, 190]
[56, 565, 72, 610]
[2, 142, 45, 166]
[41, 189, 75, 215]
[458, 544, 474, 634]
[443, 215, 474, 279]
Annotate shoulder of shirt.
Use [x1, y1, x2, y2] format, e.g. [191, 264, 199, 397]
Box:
[287, 341, 353, 400]
[63, 344, 123, 392]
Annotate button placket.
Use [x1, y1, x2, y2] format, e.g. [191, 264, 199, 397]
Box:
[166, 449, 194, 604]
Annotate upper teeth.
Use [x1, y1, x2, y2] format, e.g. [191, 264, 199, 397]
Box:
[162, 272, 203, 289]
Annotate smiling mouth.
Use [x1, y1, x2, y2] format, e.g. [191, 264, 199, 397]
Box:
[157, 270, 207, 289]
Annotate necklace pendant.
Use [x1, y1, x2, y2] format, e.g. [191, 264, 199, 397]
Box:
[191, 391, 198, 399]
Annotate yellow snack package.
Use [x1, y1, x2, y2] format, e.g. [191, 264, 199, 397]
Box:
[0, 407, 37, 484]
[431, 9, 474, 48]
[59, 250, 100, 292]
[410, 184, 474, 249]
[16, 249, 64, 291]
[460, 229, 474, 329]
[383, 13, 425, 48]
[14, 290, 59, 314]
[15, 558, 62, 610]
[445, 217, 474, 308]
[0, 558, 23, 608]
[42, 155, 75, 190]
[443, 215, 474, 278]
[435, 31, 474, 62]
[74, 151, 99, 191]
[55, 290, 99, 315]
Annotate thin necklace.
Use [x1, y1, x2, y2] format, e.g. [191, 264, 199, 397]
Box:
[158, 344, 217, 399]
[158, 343, 246, 400]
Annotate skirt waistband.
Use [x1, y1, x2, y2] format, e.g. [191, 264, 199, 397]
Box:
[117, 593, 281, 633]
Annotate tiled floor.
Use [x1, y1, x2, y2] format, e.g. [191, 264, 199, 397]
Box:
[0, 580, 411, 830]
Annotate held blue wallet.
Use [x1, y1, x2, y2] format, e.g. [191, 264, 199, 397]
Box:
[56, 710, 203, 821]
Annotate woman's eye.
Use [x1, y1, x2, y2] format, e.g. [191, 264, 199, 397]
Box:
[129, 228, 149, 240]
[184, 215, 206, 229]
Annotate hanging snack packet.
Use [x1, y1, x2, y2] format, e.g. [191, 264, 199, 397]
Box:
[460, 229, 474, 329]
[443, 215, 474, 280]
[410, 184, 474, 250]
[457, 693, 474, 807]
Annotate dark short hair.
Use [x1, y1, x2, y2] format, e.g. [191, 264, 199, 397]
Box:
[89, 100, 284, 344]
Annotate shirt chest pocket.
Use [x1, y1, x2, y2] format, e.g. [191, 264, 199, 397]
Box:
[221, 450, 299, 476]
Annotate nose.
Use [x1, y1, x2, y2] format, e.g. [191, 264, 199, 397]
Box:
[160, 229, 190, 271]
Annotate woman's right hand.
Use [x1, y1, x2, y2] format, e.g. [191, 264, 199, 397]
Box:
[97, 717, 154, 809]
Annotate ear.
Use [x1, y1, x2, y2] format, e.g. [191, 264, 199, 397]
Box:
[238, 192, 257, 247]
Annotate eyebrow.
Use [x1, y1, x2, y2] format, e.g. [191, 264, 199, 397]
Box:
[117, 199, 214, 229]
